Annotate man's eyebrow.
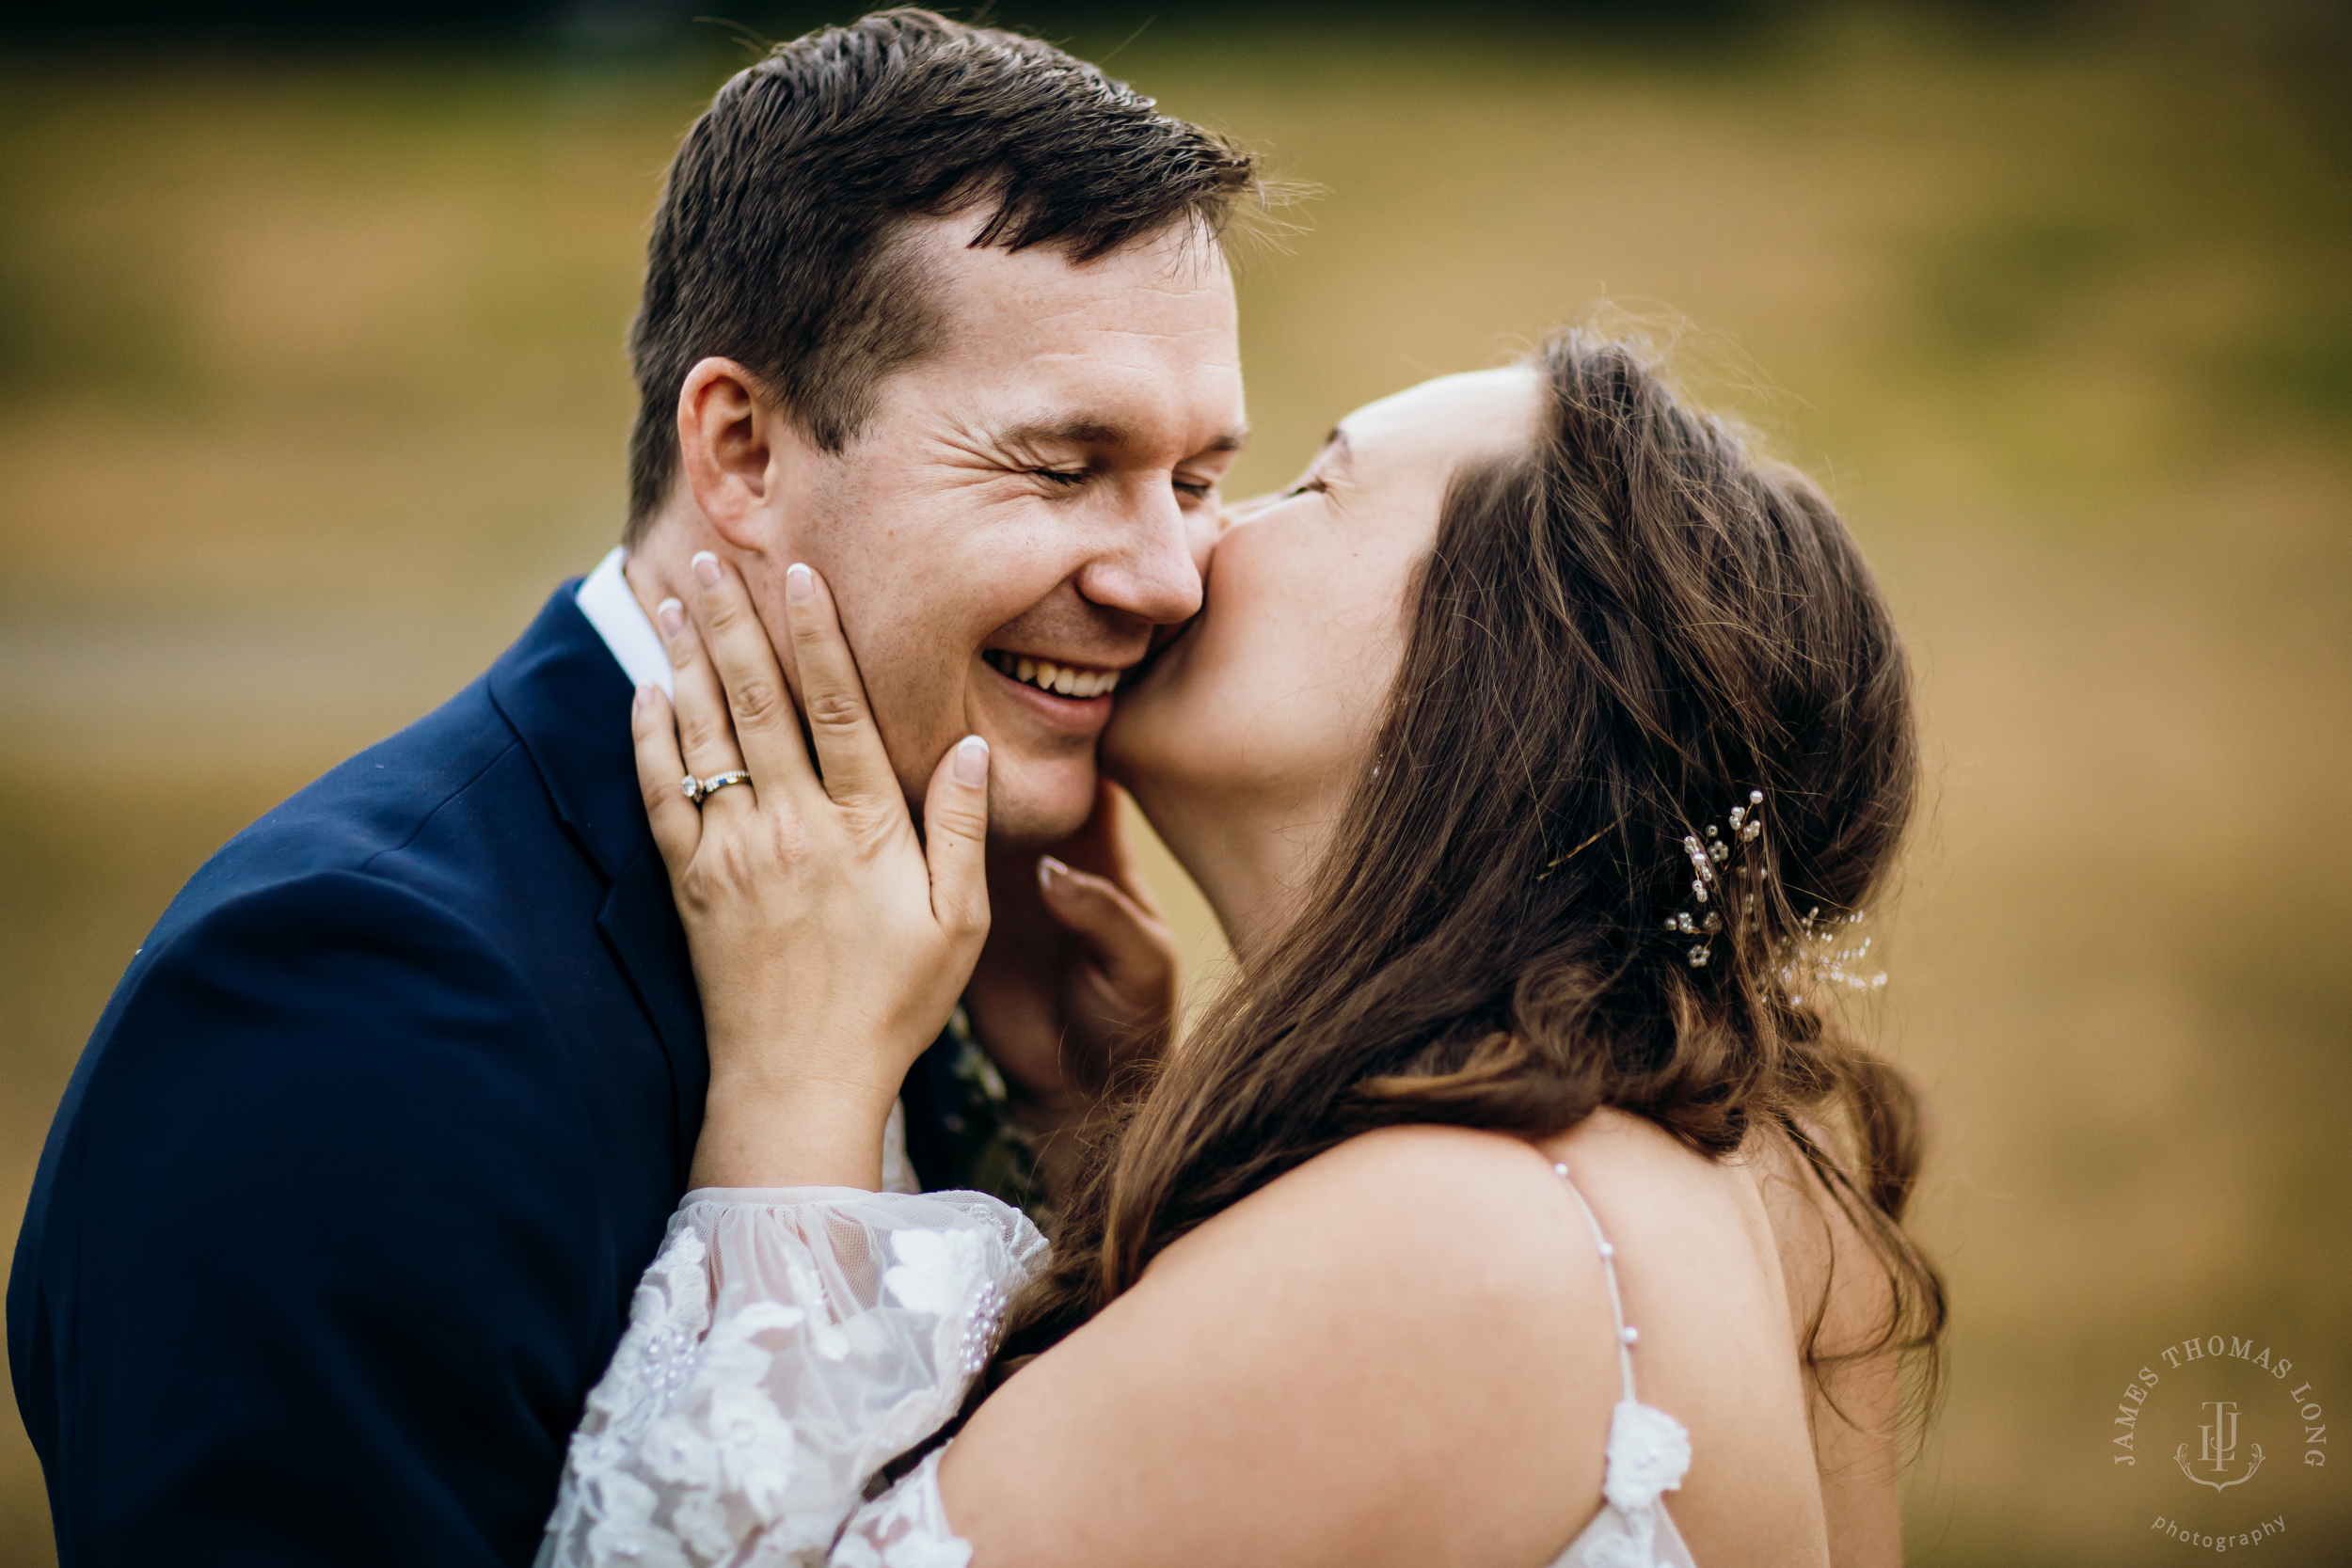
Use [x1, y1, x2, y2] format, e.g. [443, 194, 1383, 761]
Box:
[989, 419, 1250, 457]
[994, 418, 1127, 450]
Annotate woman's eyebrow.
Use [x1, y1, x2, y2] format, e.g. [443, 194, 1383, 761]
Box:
[1317, 428, 1355, 477]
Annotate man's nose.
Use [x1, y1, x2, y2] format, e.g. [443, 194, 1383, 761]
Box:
[1075, 482, 1205, 626]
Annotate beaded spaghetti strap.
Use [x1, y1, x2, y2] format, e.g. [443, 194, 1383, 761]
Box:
[1552, 1160, 1640, 1403]
[1540, 1158, 1698, 1568]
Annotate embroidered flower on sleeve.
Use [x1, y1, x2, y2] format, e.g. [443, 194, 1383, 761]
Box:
[883, 1228, 988, 1320]
[706, 1383, 797, 1521]
[782, 1253, 851, 1361]
[669, 1487, 737, 1561]
[583, 1469, 691, 1568]
[582, 1229, 713, 1437]
[835, 1449, 975, 1568]
[640, 1413, 723, 1492]
[730, 1299, 808, 1338]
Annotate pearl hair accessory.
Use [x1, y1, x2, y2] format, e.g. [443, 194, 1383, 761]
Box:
[1777, 905, 1888, 1007]
[1663, 789, 1764, 968]
[1661, 788, 1894, 997]
[1548, 785, 1895, 993]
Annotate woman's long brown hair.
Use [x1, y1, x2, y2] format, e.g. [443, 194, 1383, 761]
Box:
[982, 329, 1946, 1410]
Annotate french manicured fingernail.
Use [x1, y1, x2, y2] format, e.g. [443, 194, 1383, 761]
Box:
[657, 598, 685, 637]
[785, 562, 815, 604]
[953, 735, 990, 787]
[1038, 854, 1068, 892]
[691, 550, 722, 589]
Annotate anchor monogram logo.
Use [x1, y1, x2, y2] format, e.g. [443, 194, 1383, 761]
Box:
[2175, 1400, 2265, 1492]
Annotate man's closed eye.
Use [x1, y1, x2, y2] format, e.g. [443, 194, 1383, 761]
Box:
[1033, 468, 1216, 502]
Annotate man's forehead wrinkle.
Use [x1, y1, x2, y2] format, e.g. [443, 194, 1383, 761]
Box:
[981, 310, 1234, 352]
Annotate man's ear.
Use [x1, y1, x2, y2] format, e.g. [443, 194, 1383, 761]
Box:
[676, 356, 787, 554]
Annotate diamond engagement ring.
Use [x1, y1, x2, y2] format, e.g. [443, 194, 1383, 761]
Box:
[681, 770, 752, 804]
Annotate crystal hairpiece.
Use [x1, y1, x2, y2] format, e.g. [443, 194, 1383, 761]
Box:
[1663, 789, 1763, 968]
[1656, 787, 1894, 998]
[1776, 906, 1886, 1007]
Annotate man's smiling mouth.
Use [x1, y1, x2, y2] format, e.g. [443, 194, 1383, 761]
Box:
[981, 649, 1124, 699]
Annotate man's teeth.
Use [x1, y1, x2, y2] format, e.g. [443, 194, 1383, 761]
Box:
[984, 650, 1121, 698]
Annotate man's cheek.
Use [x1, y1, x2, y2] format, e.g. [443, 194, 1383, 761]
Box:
[866, 654, 943, 753]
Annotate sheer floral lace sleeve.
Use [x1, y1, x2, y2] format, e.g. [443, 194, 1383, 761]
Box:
[537, 1187, 1046, 1568]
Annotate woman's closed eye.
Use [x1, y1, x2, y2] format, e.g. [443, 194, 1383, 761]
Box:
[1282, 475, 1330, 500]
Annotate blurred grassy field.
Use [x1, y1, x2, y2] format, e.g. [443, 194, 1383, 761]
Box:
[3, 9, 2348, 1564]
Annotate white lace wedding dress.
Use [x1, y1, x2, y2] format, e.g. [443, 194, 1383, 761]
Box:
[537, 1162, 1695, 1568]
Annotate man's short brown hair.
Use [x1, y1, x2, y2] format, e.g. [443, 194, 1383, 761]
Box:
[622, 7, 1259, 541]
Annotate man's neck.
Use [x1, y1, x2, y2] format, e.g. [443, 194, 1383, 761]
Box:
[622, 551, 681, 630]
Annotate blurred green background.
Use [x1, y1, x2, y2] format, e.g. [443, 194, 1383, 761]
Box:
[2, 3, 2347, 1563]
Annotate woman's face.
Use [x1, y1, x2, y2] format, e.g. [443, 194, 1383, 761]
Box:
[1104, 368, 1540, 867]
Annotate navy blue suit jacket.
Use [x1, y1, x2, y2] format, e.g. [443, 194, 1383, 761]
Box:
[10, 584, 739, 1564]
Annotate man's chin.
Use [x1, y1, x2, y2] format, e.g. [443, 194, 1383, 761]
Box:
[983, 758, 1101, 850]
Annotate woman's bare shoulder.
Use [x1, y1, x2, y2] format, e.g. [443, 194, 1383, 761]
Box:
[1200, 1122, 1613, 1273]
[944, 1124, 1620, 1568]
[1136, 1120, 1631, 1466]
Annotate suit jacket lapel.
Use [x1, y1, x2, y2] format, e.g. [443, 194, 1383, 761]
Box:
[595, 848, 708, 1180]
[487, 585, 708, 1172]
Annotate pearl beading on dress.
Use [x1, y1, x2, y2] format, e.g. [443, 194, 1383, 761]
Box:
[1554, 1161, 1642, 1396]
[1542, 1159, 1696, 1568]
[960, 1280, 1008, 1376]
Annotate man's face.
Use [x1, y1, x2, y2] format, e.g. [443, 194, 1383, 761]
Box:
[772, 215, 1245, 847]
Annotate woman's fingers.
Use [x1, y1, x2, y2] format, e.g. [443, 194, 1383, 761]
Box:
[780, 562, 903, 814]
[1038, 851, 1178, 1000]
[654, 592, 750, 801]
[1089, 782, 1168, 918]
[920, 735, 993, 942]
[631, 685, 703, 872]
[1055, 782, 1169, 918]
[688, 551, 818, 800]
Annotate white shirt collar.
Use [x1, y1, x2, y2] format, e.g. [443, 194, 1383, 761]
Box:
[576, 546, 673, 698]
